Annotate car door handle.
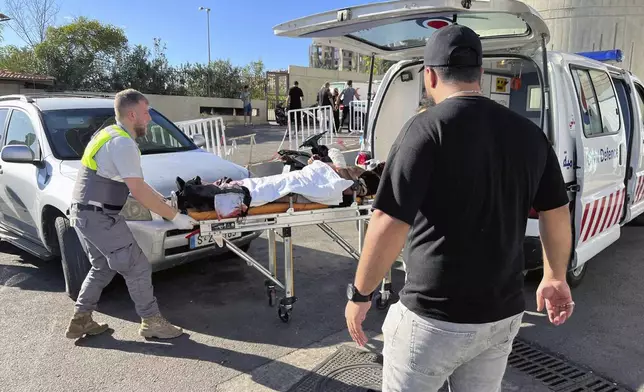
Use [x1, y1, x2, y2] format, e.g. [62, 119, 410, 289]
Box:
[0, 164, 3, 174]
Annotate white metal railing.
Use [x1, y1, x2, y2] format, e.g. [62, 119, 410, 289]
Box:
[175, 117, 227, 157]
[279, 105, 335, 151]
[348, 100, 374, 134]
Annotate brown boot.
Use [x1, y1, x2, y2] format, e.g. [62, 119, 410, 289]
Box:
[65, 312, 109, 339]
[139, 314, 184, 339]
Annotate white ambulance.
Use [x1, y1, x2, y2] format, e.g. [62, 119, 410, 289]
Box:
[275, 0, 644, 287]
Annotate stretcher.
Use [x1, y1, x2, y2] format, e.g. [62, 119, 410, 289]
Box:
[170, 191, 394, 323]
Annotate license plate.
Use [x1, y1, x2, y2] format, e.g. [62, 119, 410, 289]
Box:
[189, 232, 241, 249]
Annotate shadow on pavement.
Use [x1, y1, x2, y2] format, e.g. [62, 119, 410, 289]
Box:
[95, 236, 404, 350]
[0, 242, 66, 293]
[74, 326, 382, 391]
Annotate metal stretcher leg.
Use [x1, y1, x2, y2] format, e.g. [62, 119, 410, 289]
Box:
[278, 227, 297, 323]
[265, 229, 278, 307]
[317, 223, 361, 261]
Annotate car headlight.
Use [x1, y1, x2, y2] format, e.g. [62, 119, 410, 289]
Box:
[119, 196, 152, 221]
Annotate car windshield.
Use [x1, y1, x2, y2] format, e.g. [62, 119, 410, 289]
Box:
[41, 107, 196, 160]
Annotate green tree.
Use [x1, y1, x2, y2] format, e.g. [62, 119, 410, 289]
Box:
[0, 45, 40, 73]
[35, 16, 128, 90]
[241, 59, 267, 99]
[361, 56, 395, 76]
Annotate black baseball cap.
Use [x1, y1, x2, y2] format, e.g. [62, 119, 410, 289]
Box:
[423, 24, 482, 68]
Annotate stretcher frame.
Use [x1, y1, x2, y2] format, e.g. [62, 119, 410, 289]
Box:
[170, 191, 394, 322]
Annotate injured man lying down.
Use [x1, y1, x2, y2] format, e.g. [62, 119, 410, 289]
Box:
[175, 149, 385, 220]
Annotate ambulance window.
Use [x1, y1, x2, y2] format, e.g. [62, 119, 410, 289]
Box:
[589, 69, 621, 134]
[571, 68, 604, 137]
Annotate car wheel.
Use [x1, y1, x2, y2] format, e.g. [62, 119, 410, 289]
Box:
[55, 216, 91, 301]
[566, 261, 588, 288]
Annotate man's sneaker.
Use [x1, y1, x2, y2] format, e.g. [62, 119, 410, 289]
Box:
[65, 312, 109, 339]
[139, 314, 184, 339]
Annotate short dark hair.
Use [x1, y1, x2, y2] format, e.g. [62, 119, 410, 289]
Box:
[430, 66, 482, 84]
[244, 85, 249, 89]
[294, 81, 299, 85]
[347, 80, 353, 86]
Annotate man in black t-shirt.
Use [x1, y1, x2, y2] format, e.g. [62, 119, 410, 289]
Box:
[287, 81, 304, 110]
[344, 25, 575, 391]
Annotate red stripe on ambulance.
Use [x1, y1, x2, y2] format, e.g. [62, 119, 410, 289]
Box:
[580, 189, 624, 243]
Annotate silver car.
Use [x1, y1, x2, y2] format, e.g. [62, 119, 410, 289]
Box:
[0, 94, 260, 299]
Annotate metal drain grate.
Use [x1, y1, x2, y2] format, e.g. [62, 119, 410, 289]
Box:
[287, 345, 383, 392]
[509, 339, 631, 392]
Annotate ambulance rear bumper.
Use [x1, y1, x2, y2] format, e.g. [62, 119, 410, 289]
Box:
[524, 236, 543, 271]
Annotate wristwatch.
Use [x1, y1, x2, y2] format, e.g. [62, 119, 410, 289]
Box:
[347, 283, 372, 302]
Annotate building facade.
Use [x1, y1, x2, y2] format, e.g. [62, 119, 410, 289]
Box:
[309, 44, 369, 73]
[524, 0, 644, 78]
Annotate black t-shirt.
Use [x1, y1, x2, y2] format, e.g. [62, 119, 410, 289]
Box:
[288, 86, 304, 109]
[373, 96, 569, 324]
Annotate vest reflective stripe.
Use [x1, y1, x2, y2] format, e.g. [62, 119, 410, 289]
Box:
[80, 125, 131, 171]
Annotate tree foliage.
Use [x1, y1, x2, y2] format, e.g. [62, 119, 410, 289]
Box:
[0, 17, 267, 99]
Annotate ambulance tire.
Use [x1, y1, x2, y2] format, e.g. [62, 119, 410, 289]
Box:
[55, 216, 91, 301]
[566, 262, 587, 288]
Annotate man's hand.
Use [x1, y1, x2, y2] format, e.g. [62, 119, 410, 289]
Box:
[172, 212, 198, 230]
[536, 278, 574, 326]
[345, 300, 371, 346]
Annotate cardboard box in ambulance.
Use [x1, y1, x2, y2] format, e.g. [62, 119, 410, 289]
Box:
[275, 0, 644, 288]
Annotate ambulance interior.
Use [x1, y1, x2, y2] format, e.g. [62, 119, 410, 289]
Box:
[372, 57, 543, 160]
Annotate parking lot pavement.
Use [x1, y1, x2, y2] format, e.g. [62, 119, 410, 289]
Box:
[1, 221, 643, 391]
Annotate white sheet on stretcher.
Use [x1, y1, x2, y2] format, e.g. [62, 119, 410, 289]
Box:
[240, 160, 354, 207]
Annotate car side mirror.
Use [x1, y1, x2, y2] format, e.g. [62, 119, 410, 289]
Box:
[1, 145, 35, 164]
[191, 133, 207, 148]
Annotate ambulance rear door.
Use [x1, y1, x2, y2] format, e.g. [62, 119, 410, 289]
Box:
[569, 61, 627, 267]
[623, 74, 644, 222]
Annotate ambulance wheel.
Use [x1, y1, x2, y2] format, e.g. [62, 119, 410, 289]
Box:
[55, 216, 90, 301]
[566, 262, 587, 288]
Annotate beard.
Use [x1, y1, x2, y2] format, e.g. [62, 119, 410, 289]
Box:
[134, 123, 147, 138]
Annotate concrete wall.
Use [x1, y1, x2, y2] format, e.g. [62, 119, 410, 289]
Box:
[0, 81, 21, 95]
[142, 95, 267, 125]
[288, 65, 383, 106]
[524, 0, 644, 79]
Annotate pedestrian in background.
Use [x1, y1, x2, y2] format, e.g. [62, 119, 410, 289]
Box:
[344, 25, 574, 391]
[288, 81, 304, 129]
[332, 88, 341, 134]
[240, 85, 253, 126]
[339, 80, 361, 132]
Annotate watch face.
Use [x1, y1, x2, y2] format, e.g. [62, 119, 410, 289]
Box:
[346, 283, 354, 300]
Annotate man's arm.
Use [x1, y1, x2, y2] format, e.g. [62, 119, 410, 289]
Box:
[539, 205, 572, 280]
[110, 138, 180, 221]
[124, 177, 177, 220]
[532, 142, 574, 325]
[353, 209, 410, 295]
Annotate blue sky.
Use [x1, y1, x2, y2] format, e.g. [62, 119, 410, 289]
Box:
[1, 0, 374, 70]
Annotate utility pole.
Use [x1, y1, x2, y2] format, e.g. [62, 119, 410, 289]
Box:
[199, 6, 212, 96]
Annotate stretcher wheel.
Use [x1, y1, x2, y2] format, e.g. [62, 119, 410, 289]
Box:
[278, 306, 291, 323]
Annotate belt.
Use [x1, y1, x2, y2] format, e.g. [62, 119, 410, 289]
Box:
[73, 203, 123, 212]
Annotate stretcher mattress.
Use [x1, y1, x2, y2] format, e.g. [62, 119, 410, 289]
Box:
[188, 202, 329, 221]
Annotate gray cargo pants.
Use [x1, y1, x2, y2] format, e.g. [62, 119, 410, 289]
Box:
[71, 206, 159, 318]
[382, 301, 523, 392]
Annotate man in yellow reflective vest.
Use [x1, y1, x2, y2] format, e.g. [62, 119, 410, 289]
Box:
[65, 89, 197, 339]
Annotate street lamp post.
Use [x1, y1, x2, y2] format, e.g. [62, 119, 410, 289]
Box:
[199, 6, 212, 96]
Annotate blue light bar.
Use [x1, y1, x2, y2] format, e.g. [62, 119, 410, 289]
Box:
[576, 49, 623, 63]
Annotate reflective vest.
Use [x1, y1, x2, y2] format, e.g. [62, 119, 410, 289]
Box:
[71, 125, 133, 208]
